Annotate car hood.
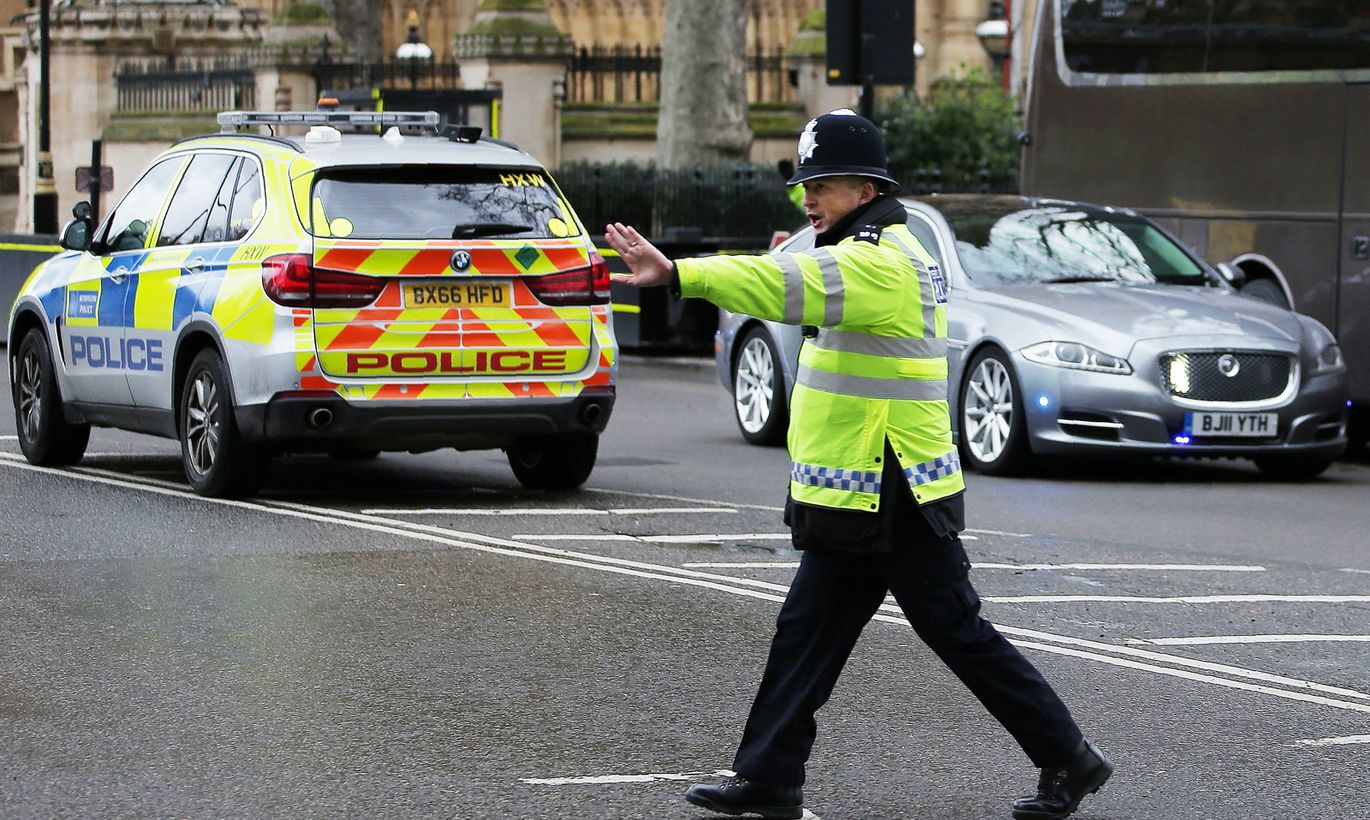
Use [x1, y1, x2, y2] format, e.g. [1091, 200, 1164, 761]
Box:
[974, 282, 1307, 349]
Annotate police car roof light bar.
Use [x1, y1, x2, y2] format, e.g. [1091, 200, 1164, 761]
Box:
[218, 110, 440, 133]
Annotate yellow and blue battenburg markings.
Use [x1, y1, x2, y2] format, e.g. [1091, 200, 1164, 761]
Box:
[168, 245, 237, 328]
[98, 253, 146, 327]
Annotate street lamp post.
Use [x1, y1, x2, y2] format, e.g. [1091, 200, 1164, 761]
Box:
[395, 12, 433, 91]
[976, 1, 1011, 92]
[34, 0, 57, 233]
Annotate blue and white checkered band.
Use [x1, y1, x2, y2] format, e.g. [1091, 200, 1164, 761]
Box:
[929, 264, 948, 304]
[904, 450, 962, 486]
[790, 461, 882, 495]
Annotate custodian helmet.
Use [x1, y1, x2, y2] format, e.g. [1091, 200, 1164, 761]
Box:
[786, 109, 899, 192]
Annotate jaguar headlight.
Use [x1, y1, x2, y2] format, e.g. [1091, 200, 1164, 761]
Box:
[1312, 342, 1345, 374]
[1022, 341, 1132, 375]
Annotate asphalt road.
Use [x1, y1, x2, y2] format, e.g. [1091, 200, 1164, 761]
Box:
[2, 355, 1369, 819]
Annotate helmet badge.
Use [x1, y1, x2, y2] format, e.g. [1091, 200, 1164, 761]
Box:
[797, 119, 819, 164]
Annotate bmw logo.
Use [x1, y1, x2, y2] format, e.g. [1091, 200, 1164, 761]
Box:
[1218, 354, 1240, 378]
[450, 250, 472, 272]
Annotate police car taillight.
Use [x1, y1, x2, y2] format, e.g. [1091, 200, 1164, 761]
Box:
[525, 253, 612, 305]
[262, 253, 385, 308]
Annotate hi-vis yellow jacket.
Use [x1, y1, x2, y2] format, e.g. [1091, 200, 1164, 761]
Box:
[677, 222, 964, 512]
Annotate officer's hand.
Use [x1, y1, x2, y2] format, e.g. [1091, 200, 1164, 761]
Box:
[604, 222, 673, 288]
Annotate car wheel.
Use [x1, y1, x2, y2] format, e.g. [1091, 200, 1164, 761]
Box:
[959, 347, 1032, 476]
[1252, 453, 1335, 480]
[507, 434, 598, 489]
[732, 327, 788, 446]
[1239, 277, 1290, 309]
[12, 327, 90, 466]
[179, 349, 268, 498]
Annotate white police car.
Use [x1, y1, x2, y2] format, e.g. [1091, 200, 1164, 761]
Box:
[9, 109, 617, 496]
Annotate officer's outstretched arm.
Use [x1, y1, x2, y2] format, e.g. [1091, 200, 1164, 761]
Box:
[604, 222, 674, 288]
[676, 244, 901, 329]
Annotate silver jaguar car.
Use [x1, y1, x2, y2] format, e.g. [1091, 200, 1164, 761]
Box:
[715, 195, 1349, 478]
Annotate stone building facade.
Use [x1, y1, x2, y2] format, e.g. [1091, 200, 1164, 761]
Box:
[3, 0, 1021, 233]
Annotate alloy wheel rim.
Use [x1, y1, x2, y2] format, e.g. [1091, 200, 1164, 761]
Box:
[964, 358, 1013, 463]
[17, 347, 42, 443]
[185, 371, 221, 475]
[735, 337, 775, 434]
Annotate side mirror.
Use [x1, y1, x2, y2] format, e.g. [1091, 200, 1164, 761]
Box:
[59, 218, 92, 252]
[1216, 262, 1246, 287]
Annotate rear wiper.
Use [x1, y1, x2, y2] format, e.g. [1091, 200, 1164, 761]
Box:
[1040, 275, 1116, 284]
[451, 222, 533, 238]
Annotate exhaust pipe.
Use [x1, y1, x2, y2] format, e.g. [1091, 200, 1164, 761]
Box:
[308, 407, 334, 429]
[579, 401, 603, 426]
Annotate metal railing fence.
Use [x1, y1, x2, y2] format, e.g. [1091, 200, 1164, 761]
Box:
[567, 45, 792, 104]
[116, 59, 256, 113]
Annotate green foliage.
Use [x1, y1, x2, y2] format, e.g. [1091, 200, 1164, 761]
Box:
[272, 3, 331, 25]
[877, 68, 1020, 192]
[798, 8, 825, 30]
[466, 16, 564, 37]
[478, 0, 550, 10]
[554, 161, 802, 239]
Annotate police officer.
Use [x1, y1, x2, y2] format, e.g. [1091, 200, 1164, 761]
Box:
[605, 110, 1111, 820]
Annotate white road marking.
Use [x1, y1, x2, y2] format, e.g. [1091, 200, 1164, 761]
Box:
[681, 561, 1265, 571]
[0, 435, 17, 441]
[583, 486, 785, 512]
[5, 454, 1367, 716]
[514, 533, 794, 544]
[1293, 735, 1370, 747]
[523, 769, 731, 785]
[1340, 568, 1370, 575]
[647, 533, 793, 543]
[1128, 635, 1370, 646]
[994, 624, 1370, 702]
[683, 562, 801, 568]
[985, 594, 1370, 604]
[964, 527, 1032, 537]
[983, 563, 1266, 572]
[360, 507, 737, 516]
[513, 534, 641, 541]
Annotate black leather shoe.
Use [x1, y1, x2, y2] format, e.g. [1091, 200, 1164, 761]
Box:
[684, 775, 803, 819]
[1012, 739, 1113, 820]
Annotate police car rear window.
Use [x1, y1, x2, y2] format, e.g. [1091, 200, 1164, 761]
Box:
[310, 166, 576, 240]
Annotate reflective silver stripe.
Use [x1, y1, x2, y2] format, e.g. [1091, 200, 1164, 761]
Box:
[778, 253, 805, 324]
[813, 328, 948, 359]
[904, 450, 962, 486]
[882, 232, 939, 338]
[797, 364, 948, 401]
[810, 248, 845, 325]
[791, 461, 881, 495]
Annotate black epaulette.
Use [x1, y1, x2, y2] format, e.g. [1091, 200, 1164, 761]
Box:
[853, 225, 884, 245]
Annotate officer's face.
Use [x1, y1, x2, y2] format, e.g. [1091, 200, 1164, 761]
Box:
[802, 177, 877, 233]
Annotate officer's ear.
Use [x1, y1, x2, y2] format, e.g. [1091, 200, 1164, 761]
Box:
[858, 179, 877, 204]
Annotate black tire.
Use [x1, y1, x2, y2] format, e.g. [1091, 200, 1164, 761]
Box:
[179, 349, 268, 498]
[506, 434, 598, 489]
[1252, 453, 1335, 480]
[1239, 277, 1291, 309]
[958, 347, 1033, 476]
[12, 327, 90, 466]
[731, 327, 789, 446]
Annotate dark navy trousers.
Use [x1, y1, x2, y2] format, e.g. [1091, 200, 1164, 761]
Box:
[730, 537, 1084, 787]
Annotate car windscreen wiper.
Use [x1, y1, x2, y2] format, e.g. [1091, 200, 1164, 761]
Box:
[451, 222, 533, 238]
[1040, 275, 1117, 284]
